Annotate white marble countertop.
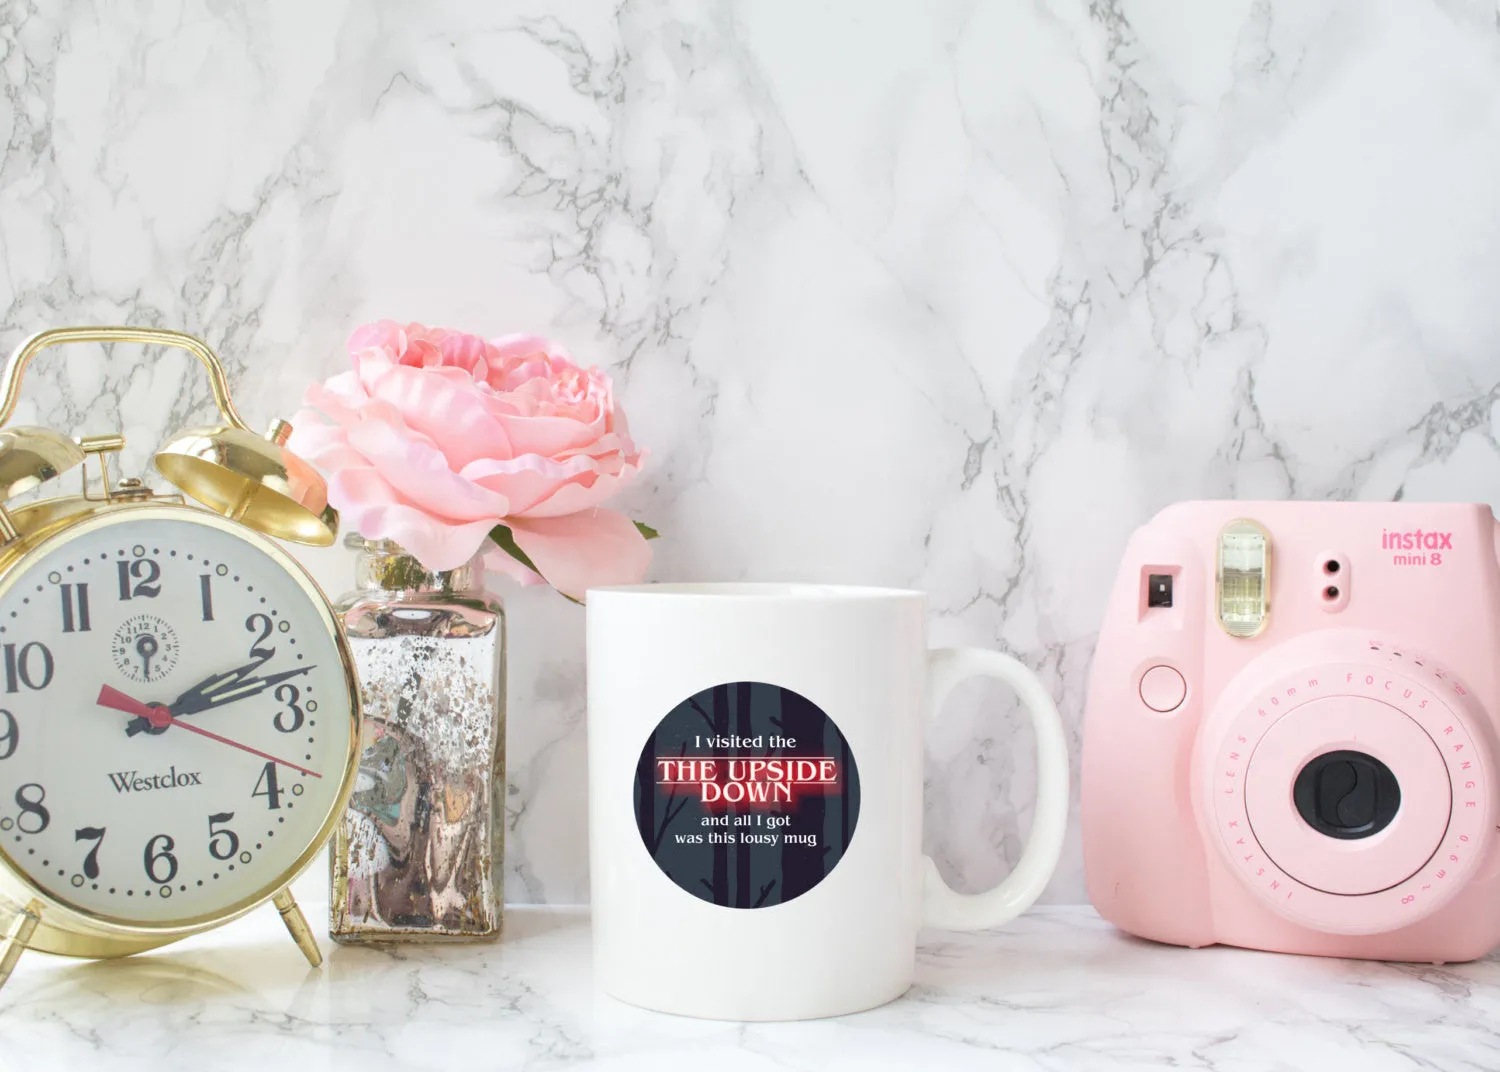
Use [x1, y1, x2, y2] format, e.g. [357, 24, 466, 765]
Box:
[1, 904, 1496, 1071]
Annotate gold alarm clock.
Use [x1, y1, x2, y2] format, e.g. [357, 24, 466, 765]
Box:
[0, 326, 360, 990]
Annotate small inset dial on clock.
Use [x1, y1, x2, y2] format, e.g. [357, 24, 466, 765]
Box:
[110, 614, 180, 684]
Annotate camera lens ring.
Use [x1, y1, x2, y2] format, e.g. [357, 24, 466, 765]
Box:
[1213, 655, 1489, 929]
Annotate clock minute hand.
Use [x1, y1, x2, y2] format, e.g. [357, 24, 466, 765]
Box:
[173, 664, 315, 715]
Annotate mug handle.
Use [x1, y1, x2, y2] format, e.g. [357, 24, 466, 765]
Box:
[921, 648, 1071, 930]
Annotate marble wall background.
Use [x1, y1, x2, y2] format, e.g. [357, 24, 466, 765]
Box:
[2, 0, 1499, 905]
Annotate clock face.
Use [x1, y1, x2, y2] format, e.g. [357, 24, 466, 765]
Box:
[0, 506, 354, 925]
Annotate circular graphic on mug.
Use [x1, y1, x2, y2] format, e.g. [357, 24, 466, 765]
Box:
[633, 681, 862, 909]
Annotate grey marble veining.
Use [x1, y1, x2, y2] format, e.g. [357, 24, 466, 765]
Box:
[2, 904, 1498, 1070]
[0, 1, 1498, 906]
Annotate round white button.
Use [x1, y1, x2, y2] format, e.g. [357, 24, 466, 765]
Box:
[1139, 665, 1186, 712]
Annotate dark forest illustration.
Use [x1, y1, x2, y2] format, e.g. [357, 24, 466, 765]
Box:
[633, 681, 861, 909]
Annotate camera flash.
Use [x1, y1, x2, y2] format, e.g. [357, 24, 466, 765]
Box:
[1217, 519, 1270, 638]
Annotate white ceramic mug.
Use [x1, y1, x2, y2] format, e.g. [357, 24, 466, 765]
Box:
[586, 583, 1070, 1021]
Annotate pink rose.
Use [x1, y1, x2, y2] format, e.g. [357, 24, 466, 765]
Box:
[289, 320, 651, 600]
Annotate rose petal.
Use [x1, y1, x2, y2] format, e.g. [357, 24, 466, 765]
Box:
[437, 332, 492, 373]
[328, 469, 496, 572]
[489, 333, 574, 363]
[302, 374, 369, 428]
[364, 363, 514, 468]
[513, 449, 646, 518]
[347, 320, 406, 355]
[481, 546, 547, 589]
[494, 409, 611, 458]
[463, 451, 626, 516]
[286, 416, 368, 474]
[346, 418, 513, 521]
[507, 508, 651, 601]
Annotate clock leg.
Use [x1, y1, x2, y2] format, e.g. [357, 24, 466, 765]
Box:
[272, 888, 322, 968]
[0, 900, 41, 991]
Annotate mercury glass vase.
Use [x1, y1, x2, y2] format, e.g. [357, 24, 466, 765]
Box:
[330, 536, 506, 942]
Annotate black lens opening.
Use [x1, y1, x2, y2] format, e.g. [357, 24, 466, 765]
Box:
[1293, 750, 1400, 840]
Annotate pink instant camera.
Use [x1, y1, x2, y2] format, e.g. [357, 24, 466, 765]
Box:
[1082, 501, 1500, 962]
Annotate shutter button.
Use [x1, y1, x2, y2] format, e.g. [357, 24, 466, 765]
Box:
[1139, 665, 1186, 712]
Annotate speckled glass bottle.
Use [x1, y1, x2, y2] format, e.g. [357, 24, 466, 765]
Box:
[330, 537, 505, 942]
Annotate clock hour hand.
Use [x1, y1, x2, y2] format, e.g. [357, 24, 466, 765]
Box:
[123, 662, 316, 736]
[123, 658, 265, 736]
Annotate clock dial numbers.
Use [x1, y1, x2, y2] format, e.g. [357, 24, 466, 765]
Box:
[207, 812, 239, 860]
[245, 613, 275, 662]
[252, 761, 284, 810]
[14, 783, 49, 834]
[143, 833, 177, 884]
[59, 583, 91, 633]
[116, 557, 161, 601]
[0, 512, 352, 923]
[273, 684, 304, 734]
[74, 826, 105, 879]
[4, 641, 53, 693]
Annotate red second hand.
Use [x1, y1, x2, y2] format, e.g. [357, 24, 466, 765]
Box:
[96, 685, 322, 779]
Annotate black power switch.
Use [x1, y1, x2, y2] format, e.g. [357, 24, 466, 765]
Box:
[1147, 574, 1174, 608]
